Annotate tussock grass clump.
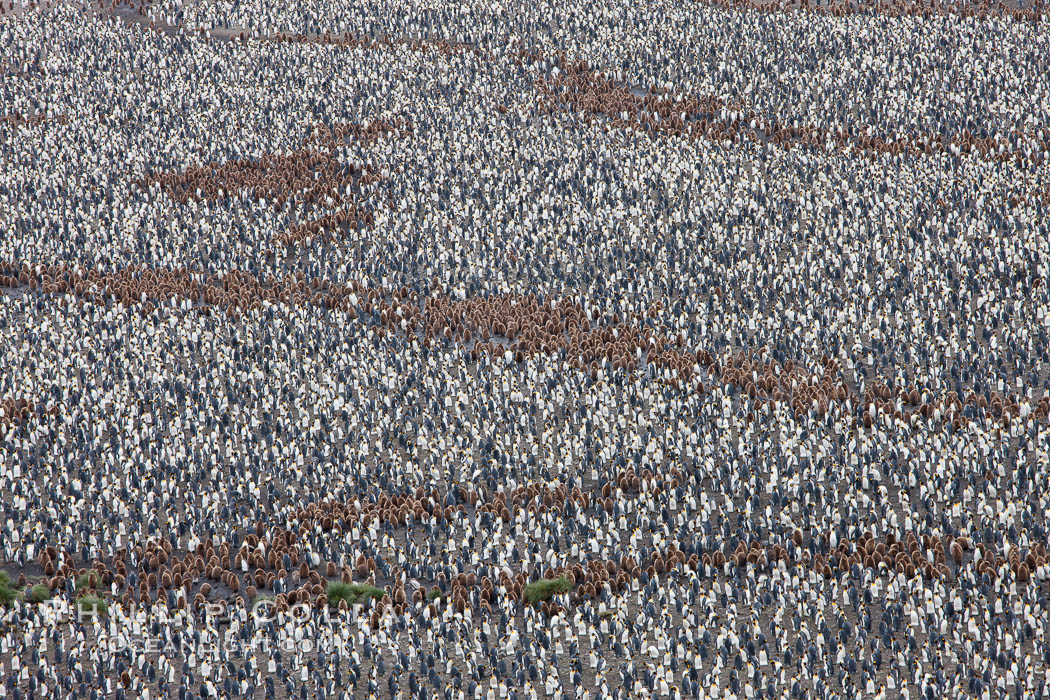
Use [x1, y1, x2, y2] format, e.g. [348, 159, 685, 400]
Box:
[75, 573, 98, 591]
[0, 571, 21, 608]
[327, 581, 385, 607]
[25, 584, 51, 604]
[524, 577, 572, 604]
[0, 585, 19, 607]
[326, 581, 356, 607]
[77, 594, 109, 617]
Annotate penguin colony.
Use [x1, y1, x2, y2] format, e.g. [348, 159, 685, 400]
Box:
[2, 0, 1050, 699]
